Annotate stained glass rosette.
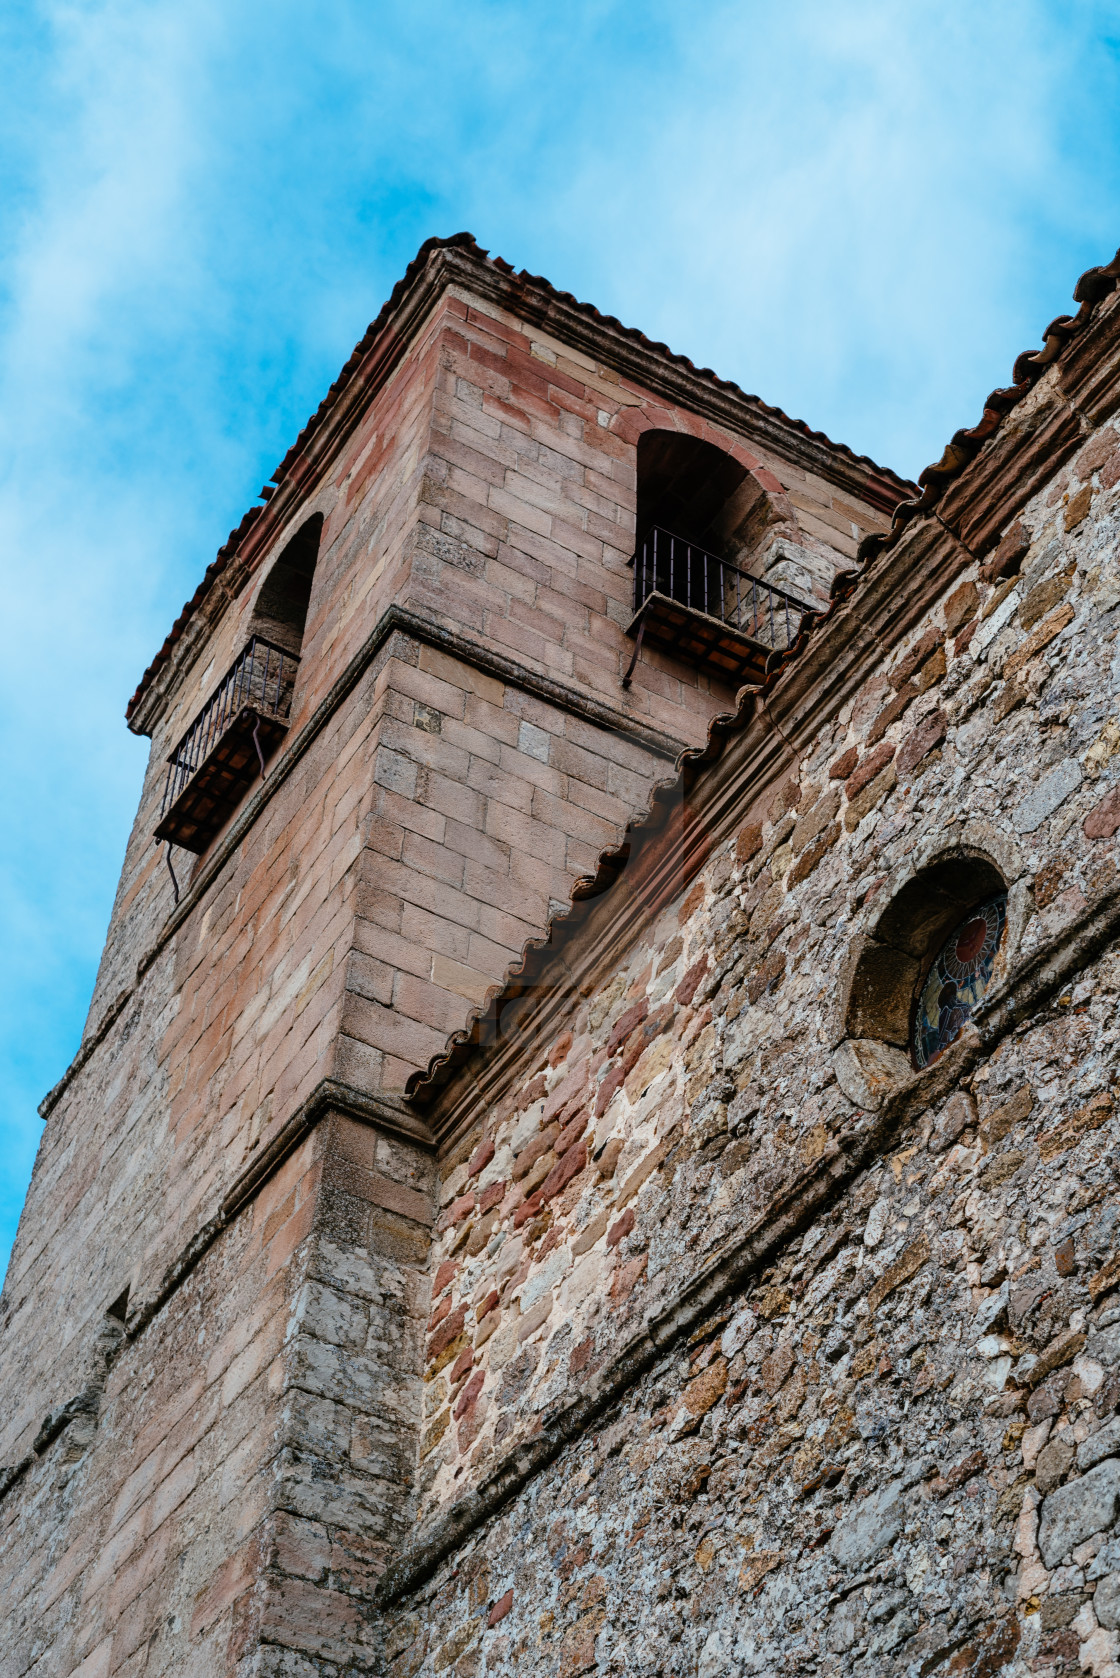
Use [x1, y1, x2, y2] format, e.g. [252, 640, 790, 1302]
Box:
[911, 893, 1007, 1069]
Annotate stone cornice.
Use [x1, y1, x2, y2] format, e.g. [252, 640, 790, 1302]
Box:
[432, 249, 908, 511]
[0, 1076, 433, 1506]
[40, 603, 685, 1123]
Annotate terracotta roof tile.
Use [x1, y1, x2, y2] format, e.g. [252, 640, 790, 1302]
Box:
[857, 248, 1120, 566]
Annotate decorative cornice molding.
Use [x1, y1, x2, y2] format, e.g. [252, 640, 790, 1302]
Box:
[39, 602, 685, 1122]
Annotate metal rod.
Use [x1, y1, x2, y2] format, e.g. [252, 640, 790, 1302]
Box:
[252, 716, 268, 780]
[621, 619, 646, 689]
[165, 844, 180, 904]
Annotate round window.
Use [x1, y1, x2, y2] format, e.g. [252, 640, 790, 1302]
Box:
[911, 893, 1007, 1069]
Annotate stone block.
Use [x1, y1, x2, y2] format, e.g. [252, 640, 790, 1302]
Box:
[1039, 1459, 1120, 1568]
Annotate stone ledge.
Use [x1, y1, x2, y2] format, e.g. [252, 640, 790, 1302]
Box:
[39, 604, 685, 1124]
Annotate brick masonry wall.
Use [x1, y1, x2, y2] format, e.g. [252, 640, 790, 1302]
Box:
[9, 267, 891, 1487]
[412, 292, 890, 739]
[340, 640, 682, 1092]
[378, 412, 1120, 1676]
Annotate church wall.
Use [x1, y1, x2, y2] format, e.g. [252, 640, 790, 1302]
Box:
[9, 242, 1119, 1678]
[7, 253, 899, 1514]
[385, 956, 1120, 1678]
[0, 632, 389, 1471]
[79, 296, 445, 1039]
[0, 1131, 319, 1678]
[382, 404, 1120, 1675]
[343, 644, 682, 1094]
[0, 941, 178, 1470]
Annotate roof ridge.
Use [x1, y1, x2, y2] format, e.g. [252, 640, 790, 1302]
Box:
[403, 239, 1120, 1106]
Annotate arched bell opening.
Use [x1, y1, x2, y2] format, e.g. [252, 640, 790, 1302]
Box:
[153, 514, 324, 863]
[625, 432, 812, 690]
[248, 512, 323, 655]
[636, 432, 776, 567]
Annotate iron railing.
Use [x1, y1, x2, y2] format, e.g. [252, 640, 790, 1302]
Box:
[631, 526, 812, 652]
[159, 636, 299, 820]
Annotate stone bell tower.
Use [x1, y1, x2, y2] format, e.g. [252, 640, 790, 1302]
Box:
[0, 233, 907, 1676]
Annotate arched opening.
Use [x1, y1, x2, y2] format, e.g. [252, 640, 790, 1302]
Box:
[153, 514, 324, 864]
[248, 512, 323, 654]
[844, 852, 1008, 1070]
[625, 432, 811, 689]
[637, 434, 751, 555]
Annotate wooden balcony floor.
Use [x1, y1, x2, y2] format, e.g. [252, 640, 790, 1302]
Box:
[155, 708, 289, 853]
[626, 591, 780, 687]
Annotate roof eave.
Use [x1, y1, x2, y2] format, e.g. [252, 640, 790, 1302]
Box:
[126, 233, 915, 734]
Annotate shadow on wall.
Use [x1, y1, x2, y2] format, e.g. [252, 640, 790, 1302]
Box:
[248, 512, 324, 656]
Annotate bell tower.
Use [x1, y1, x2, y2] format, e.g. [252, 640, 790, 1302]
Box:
[0, 234, 906, 1676]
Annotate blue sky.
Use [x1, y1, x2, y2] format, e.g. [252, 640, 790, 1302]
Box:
[2, 0, 1120, 1278]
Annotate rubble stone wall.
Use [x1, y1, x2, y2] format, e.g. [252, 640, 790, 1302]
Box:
[386, 977, 1120, 1678]
[379, 412, 1120, 1676]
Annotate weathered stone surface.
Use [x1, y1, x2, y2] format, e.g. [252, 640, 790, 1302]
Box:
[1096, 1572, 1120, 1629]
[1089, 1323, 1120, 1367]
[1080, 1416, 1120, 1472]
[1039, 1459, 1120, 1567]
[1036, 1436, 1076, 1494]
[829, 1479, 904, 1568]
[1012, 756, 1083, 832]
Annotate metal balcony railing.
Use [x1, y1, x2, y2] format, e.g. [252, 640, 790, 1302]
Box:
[624, 526, 814, 687]
[155, 636, 299, 858]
